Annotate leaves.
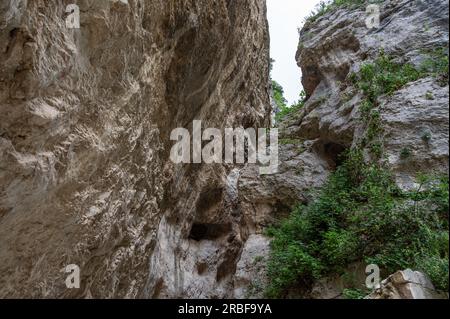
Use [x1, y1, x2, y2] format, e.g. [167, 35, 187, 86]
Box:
[266, 150, 449, 297]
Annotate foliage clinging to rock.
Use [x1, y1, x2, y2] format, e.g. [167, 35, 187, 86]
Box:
[266, 49, 449, 298]
[266, 148, 449, 298]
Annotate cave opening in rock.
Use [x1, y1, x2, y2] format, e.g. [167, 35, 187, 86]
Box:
[324, 142, 348, 169]
[188, 223, 231, 241]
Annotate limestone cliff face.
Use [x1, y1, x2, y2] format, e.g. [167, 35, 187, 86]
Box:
[0, 0, 270, 298]
[288, 0, 449, 189]
[236, 0, 449, 298]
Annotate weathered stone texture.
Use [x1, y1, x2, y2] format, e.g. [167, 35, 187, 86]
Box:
[0, 0, 270, 298]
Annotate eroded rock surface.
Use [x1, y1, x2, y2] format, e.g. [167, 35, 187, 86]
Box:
[233, 234, 270, 299]
[0, 0, 270, 298]
[238, 0, 449, 298]
[1, 0, 448, 299]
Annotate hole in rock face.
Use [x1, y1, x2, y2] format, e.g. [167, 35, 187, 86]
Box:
[9, 28, 19, 39]
[302, 66, 322, 98]
[324, 142, 347, 168]
[197, 262, 208, 275]
[188, 223, 231, 241]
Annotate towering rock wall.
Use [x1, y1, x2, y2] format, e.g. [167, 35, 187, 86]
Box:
[0, 0, 270, 298]
[287, 0, 449, 189]
[235, 0, 449, 298]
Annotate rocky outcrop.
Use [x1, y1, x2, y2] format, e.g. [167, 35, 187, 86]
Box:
[235, 0, 449, 298]
[233, 234, 270, 299]
[237, 142, 330, 233]
[285, 0, 449, 189]
[0, 0, 270, 298]
[309, 263, 368, 299]
[367, 269, 448, 299]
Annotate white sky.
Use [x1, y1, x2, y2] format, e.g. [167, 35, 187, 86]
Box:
[267, 0, 323, 105]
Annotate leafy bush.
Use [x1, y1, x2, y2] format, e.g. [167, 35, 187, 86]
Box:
[322, 230, 359, 266]
[417, 255, 449, 291]
[274, 90, 307, 123]
[266, 149, 449, 298]
[400, 147, 412, 160]
[271, 80, 306, 123]
[272, 80, 287, 110]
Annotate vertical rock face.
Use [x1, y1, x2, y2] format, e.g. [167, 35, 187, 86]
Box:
[287, 0, 449, 189]
[1, 0, 448, 299]
[0, 0, 270, 298]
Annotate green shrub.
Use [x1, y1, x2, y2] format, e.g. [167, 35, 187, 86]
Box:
[272, 80, 287, 110]
[417, 255, 449, 291]
[322, 229, 359, 267]
[420, 47, 449, 85]
[343, 288, 367, 299]
[274, 90, 307, 123]
[421, 131, 432, 143]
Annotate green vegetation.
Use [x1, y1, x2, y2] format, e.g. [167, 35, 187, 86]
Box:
[421, 131, 432, 143]
[343, 288, 367, 299]
[304, 0, 382, 24]
[265, 49, 449, 298]
[271, 80, 307, 123]
[272, 80, 288, 111]
[420, 47, 449, 85]
[349, 49, 449, 156]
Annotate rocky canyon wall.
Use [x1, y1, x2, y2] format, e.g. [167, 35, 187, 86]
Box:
[237, 0, 449, 299]
[0, 0, 448, 299]
[0, 0, 270, 298]
[287, 0, 449, 189]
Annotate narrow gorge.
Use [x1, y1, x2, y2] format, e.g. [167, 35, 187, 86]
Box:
[0, 0, 448, 299]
